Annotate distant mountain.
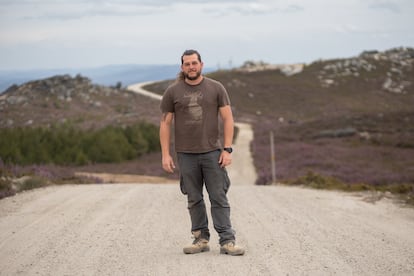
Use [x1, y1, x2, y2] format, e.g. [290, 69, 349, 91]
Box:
[0, 64, 215, 93]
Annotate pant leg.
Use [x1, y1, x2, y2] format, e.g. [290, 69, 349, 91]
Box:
[200, 150, 235, 245]
[177, 152, 210, 240]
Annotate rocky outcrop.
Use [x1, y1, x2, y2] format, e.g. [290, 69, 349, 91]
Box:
[236, 47, 413, 94]
[237, 60, 304, 76]
[317, 47, 414, 93]
[1, 74, 119, 106]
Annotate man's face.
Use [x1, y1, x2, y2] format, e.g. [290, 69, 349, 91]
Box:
[181, 54, 203, 81]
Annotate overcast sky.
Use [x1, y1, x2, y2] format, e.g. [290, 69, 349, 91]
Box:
[0, 0, 413, 70]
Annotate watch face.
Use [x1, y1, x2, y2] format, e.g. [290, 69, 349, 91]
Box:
[224, 147, 233, 153]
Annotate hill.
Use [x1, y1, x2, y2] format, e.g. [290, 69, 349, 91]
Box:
[144, 47, 414, 187]
[0, 46, 413, 193]
[0, 74, 160, 129]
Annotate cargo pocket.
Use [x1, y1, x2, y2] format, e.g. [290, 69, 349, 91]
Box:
[223, 169, 231, 194]
[179, 174, 187, 195]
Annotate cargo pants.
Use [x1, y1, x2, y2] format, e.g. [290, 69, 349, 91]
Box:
[177, 149, 235, 245]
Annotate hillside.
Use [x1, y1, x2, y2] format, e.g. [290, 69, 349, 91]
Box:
[0, 47, 413, 192]
[0, 74, 161, 129]
[145, 47, 414, 187]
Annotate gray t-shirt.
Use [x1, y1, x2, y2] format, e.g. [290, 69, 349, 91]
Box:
[160, 77, 231, 153]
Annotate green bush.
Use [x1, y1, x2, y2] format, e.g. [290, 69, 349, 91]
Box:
[0, 122, 160, 165]
[21, 176, 48, 191]
[288, 171, 346, 190]
[86, 126, 136, 163]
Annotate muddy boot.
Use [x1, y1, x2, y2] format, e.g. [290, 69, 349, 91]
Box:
[183, 230, 210, 254]
[220, 241, 245, 256]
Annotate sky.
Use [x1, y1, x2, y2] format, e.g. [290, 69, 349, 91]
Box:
[0, 0, 413, 71]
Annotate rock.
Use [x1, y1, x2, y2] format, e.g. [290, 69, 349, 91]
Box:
[237, 60, 304, 76]
[319, 47, 413, 93]
[359, 131, 371, 140]
[6, 95, 28, 105]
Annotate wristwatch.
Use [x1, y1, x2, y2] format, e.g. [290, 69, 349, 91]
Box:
[223, 147, 233, 154]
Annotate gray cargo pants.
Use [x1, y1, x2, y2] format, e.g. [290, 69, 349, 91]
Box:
[177, 150, 235, 245]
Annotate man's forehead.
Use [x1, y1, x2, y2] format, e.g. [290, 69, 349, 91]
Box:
[182, 54, 199, 62]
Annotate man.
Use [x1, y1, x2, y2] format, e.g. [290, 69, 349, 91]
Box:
[159, 49, 244, 256]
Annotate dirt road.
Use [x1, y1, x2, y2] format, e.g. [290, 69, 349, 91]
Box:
[1, 83, 414, 275]
[1, 180, 413, 275]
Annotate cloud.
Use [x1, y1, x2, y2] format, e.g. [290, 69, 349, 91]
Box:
[202, 1, 304, 17]
[368, 1, 401, 13]
[10, 2, 171, 21]
[1, 0, 263, 21]
[2, 0, 303, 21]
[331, 24, 360, 34]
[282, 4, 304, 13]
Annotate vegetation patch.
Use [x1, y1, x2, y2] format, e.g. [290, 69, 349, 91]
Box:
[0, 121, 160, 166]
[0, 162, 104, 200]
[287, 171, 414, 205]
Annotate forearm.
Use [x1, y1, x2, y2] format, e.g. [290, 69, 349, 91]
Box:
[159, 114, 176, 173]
[219, 105, 234, 148]
[222, 116, 234, 148]
[159, 122, 171, 156]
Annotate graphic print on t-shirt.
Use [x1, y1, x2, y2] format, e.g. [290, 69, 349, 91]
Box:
[184, 90, 203, 125]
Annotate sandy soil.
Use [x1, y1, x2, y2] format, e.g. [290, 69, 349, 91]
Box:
[0, 84, 414, 275]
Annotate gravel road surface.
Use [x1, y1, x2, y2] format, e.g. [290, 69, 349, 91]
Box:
[1, 181, 413, 275]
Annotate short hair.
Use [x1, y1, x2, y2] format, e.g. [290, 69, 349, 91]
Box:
[181, 49, 202, 64]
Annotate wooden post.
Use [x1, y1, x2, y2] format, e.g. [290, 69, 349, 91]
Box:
[270, 131, 276, 184]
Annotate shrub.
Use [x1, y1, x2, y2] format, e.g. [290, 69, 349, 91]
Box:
[86, 126, 136, 163]
[21, 176, 48, 191]
[0, 122, 160, 166]
[288, 171, 347, 190]
[0, 177, 15, 198]
[286, 170, 414, 205]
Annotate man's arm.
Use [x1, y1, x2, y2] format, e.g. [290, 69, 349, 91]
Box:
[159, 112, 175, 173]
[219, 105, 234, 167]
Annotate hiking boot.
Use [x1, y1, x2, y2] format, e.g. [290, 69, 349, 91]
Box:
[183, 230, 210, 254]
[220, 241, 245, 256]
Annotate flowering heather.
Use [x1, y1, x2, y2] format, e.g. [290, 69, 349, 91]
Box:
[0, 162, 103, 199]
[251, 121, 414, 187]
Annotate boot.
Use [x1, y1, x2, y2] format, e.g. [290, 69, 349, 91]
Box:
[183, 230, 210, 254]
[220, 241, 245, 256]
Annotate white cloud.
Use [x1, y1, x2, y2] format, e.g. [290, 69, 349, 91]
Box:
[368, 1, 401, 13]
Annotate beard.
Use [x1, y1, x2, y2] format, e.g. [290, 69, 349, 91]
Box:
[184, 70, 201, 81]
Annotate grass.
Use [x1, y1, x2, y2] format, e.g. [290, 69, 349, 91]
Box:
[285, 171, 414, 205]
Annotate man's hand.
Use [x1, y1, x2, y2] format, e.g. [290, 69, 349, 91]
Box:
[219, 151, 232, 168]
[162, 155, 176, 173]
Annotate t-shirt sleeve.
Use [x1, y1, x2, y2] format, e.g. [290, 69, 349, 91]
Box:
[217, 82, 231, 107]
[160, 88, 174, 113]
